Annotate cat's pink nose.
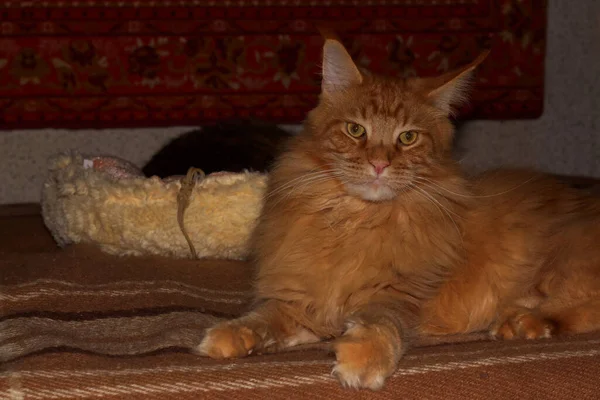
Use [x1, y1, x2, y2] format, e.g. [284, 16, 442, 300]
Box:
[370, 160, 390, 175]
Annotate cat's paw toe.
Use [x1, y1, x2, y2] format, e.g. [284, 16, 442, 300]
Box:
[491, 312, 555, 340]
[332, 324, 397, 390]
[195, 323, 259, 359]
[332, 359, 386, 391]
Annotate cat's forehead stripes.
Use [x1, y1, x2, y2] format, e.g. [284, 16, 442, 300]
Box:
[356, 84, 411, 120]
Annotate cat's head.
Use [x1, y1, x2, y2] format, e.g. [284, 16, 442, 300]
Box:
[304, 38, 488, 202]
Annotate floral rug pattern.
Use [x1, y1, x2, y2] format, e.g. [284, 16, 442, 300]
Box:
[0, 0, 547, 129]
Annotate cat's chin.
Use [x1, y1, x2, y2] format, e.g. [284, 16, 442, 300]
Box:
[345, 182, 397, 202]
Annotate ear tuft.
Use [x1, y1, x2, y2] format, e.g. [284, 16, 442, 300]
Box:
[416, 50, 490, 115]
[321, 39, 363, 94]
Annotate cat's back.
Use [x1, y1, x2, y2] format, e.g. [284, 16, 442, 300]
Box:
[422, 169, 600, 335]
[470, 168, 600, 218]
[463, 168, 600, 277]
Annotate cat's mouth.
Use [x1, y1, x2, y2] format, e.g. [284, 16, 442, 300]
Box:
[369, 177, 385, 186]
[344, 177, 397, 202]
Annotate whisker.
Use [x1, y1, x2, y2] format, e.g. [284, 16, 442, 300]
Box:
[266, 173, 344, 209]
[265, 169, 340, 199]
[413, 181, 469, 211]
[412, 184, 465, 220]
[410, 184, 463, 243]
[285, 175, 343, 196]
[414, 176, 536, 199]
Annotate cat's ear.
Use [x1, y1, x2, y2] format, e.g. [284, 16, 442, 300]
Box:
[321, 38, 363, 94]
[415, 50, 490, 115]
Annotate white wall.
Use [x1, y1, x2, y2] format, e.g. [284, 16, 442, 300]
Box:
[456, 0, 600, 177]
[1, 0, 598, 204]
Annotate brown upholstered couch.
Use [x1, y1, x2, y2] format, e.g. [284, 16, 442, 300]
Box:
[1, 188, 599, 399]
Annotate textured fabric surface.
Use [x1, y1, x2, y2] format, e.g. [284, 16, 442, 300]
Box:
[0, 0, 546, 129]
[41, 152, 267, 259]
[1, 204, 600, 398]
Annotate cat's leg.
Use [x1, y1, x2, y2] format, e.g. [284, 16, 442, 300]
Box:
[332, 302, 415, 390]
[492, 297, 600, 339]
[195, 300, 319, 359]
[548, 297, 600, 335]
[490, 306, 555, 340]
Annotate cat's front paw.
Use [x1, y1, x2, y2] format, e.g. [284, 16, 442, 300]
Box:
[491, 311, 555, 340]
[332, 323, 399, 390]
[195, 322, 260, 359]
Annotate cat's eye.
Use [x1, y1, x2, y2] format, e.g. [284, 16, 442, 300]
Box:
[346, 122, 366, 138]
[398, 130, 419, 146]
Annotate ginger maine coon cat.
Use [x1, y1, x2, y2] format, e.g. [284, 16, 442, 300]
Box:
[197, 37, 600, 390]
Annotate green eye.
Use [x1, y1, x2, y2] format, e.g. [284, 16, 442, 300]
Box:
[398, 130, 418, 146]
[346, 122, 366, 138]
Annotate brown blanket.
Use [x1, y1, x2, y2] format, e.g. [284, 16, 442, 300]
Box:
[1, 205, 600, 399]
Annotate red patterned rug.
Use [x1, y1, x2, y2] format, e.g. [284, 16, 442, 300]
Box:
[0, 0, 547, 129]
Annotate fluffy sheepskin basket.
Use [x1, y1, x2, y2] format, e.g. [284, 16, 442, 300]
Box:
[41, 152, 268, 260]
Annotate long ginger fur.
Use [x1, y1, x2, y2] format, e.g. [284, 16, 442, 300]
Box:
[198, 38, 600, 390]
